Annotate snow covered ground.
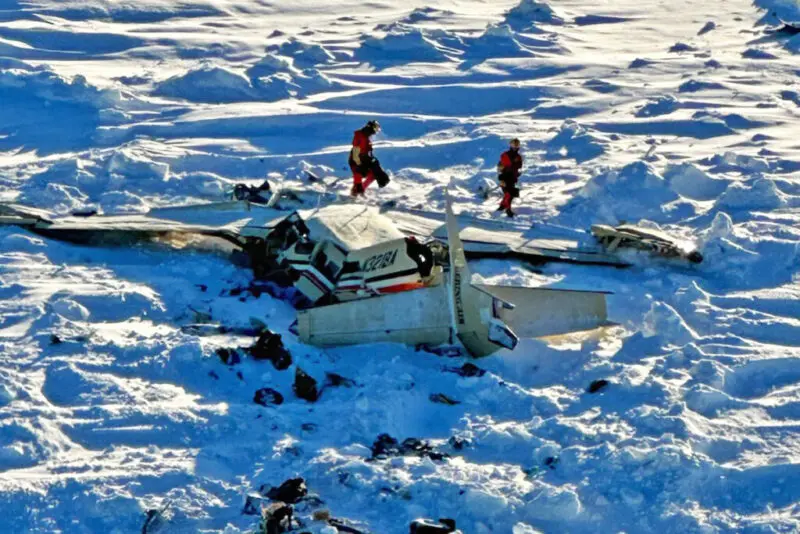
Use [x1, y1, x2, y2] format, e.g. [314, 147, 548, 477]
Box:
[1, 0, 800, 532]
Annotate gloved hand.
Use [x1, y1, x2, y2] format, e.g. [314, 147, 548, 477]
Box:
[499, 180, 506, 188]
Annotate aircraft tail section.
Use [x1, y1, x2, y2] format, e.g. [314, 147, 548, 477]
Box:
[474, 284, 610, 339]
[445, 196, 519, 357]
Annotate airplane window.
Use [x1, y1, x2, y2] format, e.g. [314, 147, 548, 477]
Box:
[295, 240, 315, 255]
[313, 250, 328, 270]
[325, 261, 341, 278]
[340, 261, 360, 275]
[312, 251, 340, 280]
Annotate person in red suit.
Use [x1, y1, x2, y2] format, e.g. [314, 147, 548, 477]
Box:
[497, 138, 523, 217]
[349, 120, 382, 197]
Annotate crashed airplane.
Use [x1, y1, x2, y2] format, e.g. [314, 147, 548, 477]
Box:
[0, 195, 614, 357]
[294, 200, 612, 357]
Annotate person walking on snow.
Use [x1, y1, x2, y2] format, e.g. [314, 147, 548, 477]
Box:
[349, 120, 380, 197]
[497, 138, 523, 217]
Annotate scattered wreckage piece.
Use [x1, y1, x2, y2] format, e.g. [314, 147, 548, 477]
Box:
[327, 517, 371, 534]
[257, 502, 295, 534]
[212, 329, 292, 369]
[141, 500, 172, 534]
[447, 362, 485, 377]
[254, 387, 284, 406]
[247, 477, 368, 533]
[588, 379, 611, 393]
[429, 393, 460, 405]
[248, 330, 292, 370]
[263, 478, 308, 504]
[293, 367, 319, 402]
[591, 223, 703, 264]
[370, 434, 448, 461]
[410, 518, 462, 534]
[232, 180, 274, 205]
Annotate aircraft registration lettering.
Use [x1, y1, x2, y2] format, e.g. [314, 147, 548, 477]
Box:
[453, 269, 465, 325]
[363, 249, 399, 272]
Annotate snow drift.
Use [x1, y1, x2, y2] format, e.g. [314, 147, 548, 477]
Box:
[355, 24, 460, 65]
[559, 161, 692, 224]
[154, 64, 258, 103]
[504, 0, 565, 29]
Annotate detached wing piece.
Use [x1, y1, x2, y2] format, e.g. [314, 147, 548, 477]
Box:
[0, 201, 289, 248]
[384, 207, 628, 267]
[0, 203, 53, 225]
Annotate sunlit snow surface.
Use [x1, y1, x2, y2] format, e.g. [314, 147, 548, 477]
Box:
[1, 0, 800, 532]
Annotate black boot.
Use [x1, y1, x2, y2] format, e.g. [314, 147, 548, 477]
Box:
[505, 208, 515, 218]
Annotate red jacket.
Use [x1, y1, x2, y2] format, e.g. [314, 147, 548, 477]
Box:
[349, 129, 374, 172]
[499, 149, 523, 184]
[352, 129, 372, 157]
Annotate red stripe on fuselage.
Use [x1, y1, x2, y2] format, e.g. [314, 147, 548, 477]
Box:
[374, 281, 426, 293]
[335, 280, 426, 296]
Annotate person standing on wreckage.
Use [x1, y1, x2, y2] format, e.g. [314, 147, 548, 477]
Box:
[349, 119, 390, 197]
[497, 138, 523, 217]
